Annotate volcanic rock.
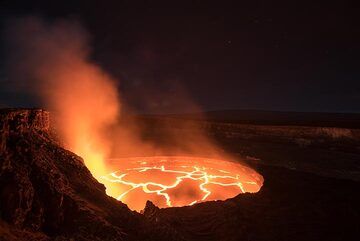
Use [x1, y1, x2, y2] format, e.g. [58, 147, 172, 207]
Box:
[0, 109, 183, 241]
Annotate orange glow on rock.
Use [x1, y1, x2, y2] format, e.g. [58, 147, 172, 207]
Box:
[101, 156, 263, 211]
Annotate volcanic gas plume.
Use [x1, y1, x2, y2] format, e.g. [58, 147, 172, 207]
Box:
[5, 17, 119, 178]
[5, 17, 263, 210]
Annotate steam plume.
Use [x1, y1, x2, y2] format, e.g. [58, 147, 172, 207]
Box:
[5, 17, 120, 177]
[4, 17, 233, 200]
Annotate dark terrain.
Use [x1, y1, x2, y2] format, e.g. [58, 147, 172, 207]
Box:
[0, 109, 182, 241]
[1, 109, 359, 240]
[162, 109, 360, 128]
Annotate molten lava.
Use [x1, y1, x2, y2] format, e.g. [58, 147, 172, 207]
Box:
[101, 156, 263, 211]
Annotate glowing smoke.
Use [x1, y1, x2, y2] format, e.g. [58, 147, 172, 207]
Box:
[4, 17, 120, 178]
[4, 17, 261, 204]
[4, 16, 218, 175]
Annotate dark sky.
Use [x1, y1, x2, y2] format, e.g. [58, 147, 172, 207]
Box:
[0, 0, 359, 113]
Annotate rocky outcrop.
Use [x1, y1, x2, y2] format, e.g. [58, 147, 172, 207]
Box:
[142, 201, 183, 239]
[0, 109, 49, 154]
[0, 109, 183, 241]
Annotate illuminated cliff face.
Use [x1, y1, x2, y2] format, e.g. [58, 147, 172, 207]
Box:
[101, 156, 263, 211]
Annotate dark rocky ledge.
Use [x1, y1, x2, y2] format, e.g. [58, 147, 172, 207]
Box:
[0, 109, 184, 241]
[0, 109, 49, 154]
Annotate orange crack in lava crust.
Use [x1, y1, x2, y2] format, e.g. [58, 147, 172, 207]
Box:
[101, 156, 263, 211]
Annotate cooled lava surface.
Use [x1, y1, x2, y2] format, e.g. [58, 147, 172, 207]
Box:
[101, 156, 263, 211]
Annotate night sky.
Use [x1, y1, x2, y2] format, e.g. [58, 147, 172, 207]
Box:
[0, 0, 359, 113]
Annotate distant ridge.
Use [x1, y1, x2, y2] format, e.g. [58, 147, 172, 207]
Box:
[147, 110, 360, 129]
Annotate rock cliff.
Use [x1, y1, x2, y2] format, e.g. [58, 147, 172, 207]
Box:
[0, 109, 183, 241]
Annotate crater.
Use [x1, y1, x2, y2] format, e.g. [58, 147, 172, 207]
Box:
[101, 156, 263, 211]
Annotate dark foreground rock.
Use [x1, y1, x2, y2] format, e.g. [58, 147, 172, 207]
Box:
[1, 109, 359, 241]
[144, 165, 360, 241]
[0, 109, 183, 241]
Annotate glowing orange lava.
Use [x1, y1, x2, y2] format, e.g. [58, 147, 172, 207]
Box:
[101, 156, 263, 211]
